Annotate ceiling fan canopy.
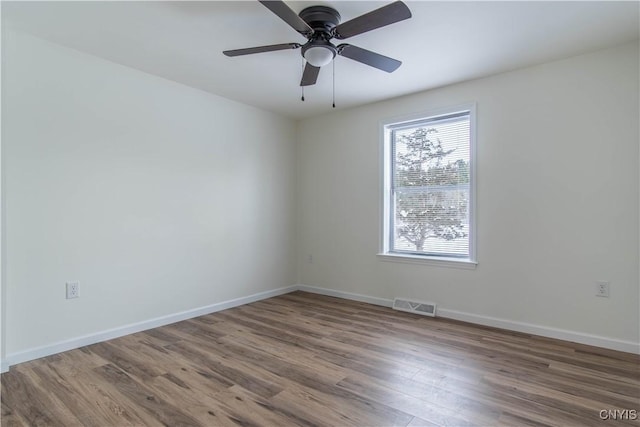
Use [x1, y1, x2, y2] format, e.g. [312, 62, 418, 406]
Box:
[223, 0, 412, 87]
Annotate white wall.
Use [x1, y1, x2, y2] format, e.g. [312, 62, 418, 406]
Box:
[2, 29, 297, 358]
[297, 42, 639, 351]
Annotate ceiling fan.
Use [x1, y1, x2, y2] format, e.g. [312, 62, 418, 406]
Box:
[223, 0, 412, 87]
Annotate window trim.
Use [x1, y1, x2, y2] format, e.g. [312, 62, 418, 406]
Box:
[379, 104, 477, 268]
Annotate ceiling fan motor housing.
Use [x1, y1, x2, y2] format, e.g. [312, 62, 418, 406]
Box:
[298, 6, 341, 32]
[299, 6, 341, 64]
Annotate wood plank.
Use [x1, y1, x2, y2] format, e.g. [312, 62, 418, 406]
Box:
[88, 341, 166, 381]
[1, 400, 29, 427]
[163, 340, 284, 399]
[1, 368, 82, 426]
[211, 385, 319, 427]
[26, 359, 164, 427]
[141, 373, 254, 426]
[93, 363, 202, 426]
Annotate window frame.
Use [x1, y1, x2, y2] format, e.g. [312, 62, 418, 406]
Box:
[378, 104, 477, 268]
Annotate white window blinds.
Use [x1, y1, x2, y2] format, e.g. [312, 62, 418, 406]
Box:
[388, 111, 472, 258]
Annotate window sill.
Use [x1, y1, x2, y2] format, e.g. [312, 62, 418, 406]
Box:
[377, 252, 477, 269]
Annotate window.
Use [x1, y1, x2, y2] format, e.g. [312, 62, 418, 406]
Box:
[380, 106, 476, 266]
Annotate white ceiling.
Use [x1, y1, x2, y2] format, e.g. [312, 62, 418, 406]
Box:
[3, 1, 639, 119]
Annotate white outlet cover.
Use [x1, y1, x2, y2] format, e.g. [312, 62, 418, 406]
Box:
[66, 281, 79, 299]
[595, 281, 609, 297]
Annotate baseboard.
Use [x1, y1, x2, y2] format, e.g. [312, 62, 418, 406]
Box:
[296, 284, 393, 308]
[3, 285, 297, 371]
[436, 308, 640, 354]
[297, 284, 640, 354]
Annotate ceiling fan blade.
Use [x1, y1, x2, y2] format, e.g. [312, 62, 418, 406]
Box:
[259, 1, 313, 36]
[337, 44, 401, 73]
[300, 62, 321, 86]
[223, 43, 301, 57]
[333, 1, 411, 40]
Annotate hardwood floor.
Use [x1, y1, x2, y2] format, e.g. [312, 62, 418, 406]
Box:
[2, 291, 639, 426]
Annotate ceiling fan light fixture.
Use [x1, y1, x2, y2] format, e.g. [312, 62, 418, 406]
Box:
[303, 45, 335, 67]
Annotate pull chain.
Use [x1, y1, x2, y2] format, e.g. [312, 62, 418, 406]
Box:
[332, 59, 336, 108]
[301, 57, 305, 101]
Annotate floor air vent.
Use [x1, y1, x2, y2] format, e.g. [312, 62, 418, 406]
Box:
[393, 298, 437, 317]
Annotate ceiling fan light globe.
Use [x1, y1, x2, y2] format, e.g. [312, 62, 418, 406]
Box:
[304, 46, 334, 67]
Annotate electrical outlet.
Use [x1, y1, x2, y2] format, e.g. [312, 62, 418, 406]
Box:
[307, 254, 313, 263]
[66, 281, 79, 299]
[595, 281, 609, 298]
